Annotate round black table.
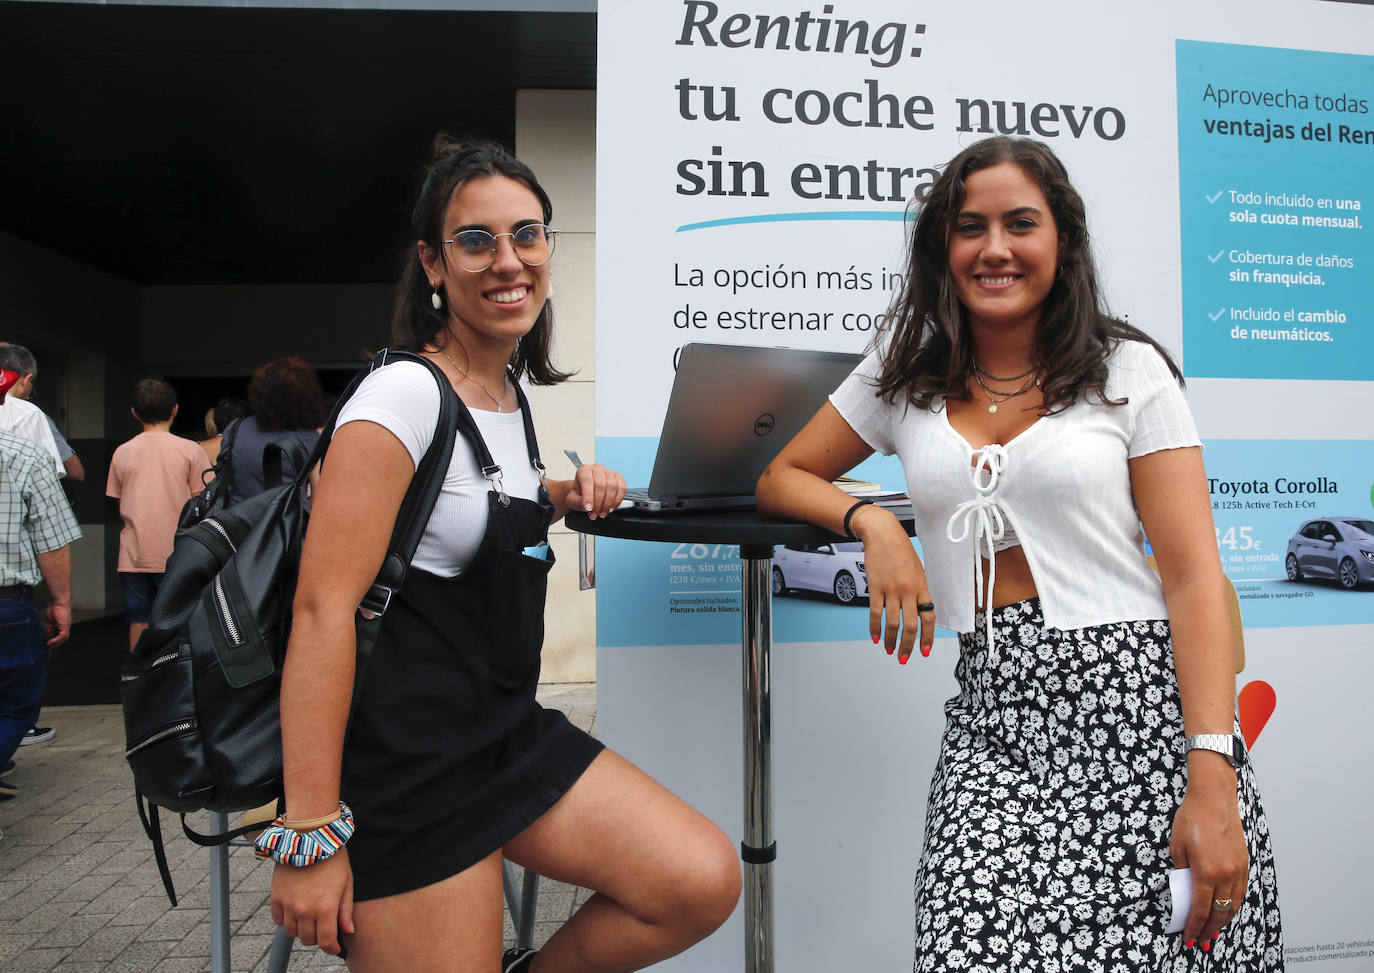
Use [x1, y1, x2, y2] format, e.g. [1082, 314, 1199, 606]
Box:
[566, 506, 914, 973]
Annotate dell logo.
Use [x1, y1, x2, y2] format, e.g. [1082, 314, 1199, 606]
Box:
[754, 413, 776, 436]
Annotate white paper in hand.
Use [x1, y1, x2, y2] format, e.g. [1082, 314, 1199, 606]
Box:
[1166, 868, 1193, 934]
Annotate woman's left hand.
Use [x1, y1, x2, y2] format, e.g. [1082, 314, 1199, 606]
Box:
[563, 462, 626, 519]
[1170, 766, 1249, 948]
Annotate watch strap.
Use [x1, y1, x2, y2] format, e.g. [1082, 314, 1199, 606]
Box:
[1185, 733, 1246, 768]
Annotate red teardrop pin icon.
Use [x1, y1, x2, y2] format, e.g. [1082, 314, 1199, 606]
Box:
[1238, 680, 1276, 750]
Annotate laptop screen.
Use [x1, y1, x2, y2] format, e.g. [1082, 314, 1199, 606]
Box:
[646, 343, 863, 503]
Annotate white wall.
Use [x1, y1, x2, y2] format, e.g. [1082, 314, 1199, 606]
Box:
[518, 88, 598, 683]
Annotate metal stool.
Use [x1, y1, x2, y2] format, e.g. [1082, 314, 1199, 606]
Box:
[207, 811, 541, 971]
[210, 811, 294, 973]
[502, 859, 541, 950]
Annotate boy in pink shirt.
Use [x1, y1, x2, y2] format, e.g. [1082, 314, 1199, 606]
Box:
[106, 379, 209, 650]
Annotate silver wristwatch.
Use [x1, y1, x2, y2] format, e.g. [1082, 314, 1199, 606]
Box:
[1184, 733, 1247, 768]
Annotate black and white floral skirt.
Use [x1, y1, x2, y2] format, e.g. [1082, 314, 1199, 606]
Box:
[914, 599, 1283, 972]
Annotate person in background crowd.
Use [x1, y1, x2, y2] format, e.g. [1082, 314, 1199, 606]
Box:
[0, 345, 63, 481]
[199, 395, 249, 467]
[757, 136, 1283, 972]
[0, 344, 82, 483]
[221, 358, 325, 504]
[0, 344, 79, 747]
[266, 137, 740, 972]
[106, 379, 209, 651]
[0, 368, 80, 801]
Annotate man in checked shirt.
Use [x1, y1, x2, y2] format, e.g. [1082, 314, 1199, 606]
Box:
[0, 368, 80, 801]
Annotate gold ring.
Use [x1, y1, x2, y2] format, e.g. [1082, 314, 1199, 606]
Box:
[1213, 898, 1233, 912]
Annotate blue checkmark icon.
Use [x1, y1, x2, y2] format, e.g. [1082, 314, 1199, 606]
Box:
[1208, 308, 1226, 322]
[1206, 190, 1224, 204]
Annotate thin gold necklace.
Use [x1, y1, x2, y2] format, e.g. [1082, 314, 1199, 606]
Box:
[440, 348, 510, 412]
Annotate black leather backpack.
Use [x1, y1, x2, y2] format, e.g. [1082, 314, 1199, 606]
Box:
[121, 349, 458, 903]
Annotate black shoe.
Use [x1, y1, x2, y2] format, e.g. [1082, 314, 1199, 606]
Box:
[20, 726, 55, 746]
[502, 947, 537, 972]
[0, 776, 15, 799]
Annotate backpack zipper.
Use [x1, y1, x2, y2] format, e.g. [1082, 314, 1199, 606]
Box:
[120, 649, 182, 682]
[126, 720, 196, 757]
[213, 576, 243, 645]
[202, 515, 247, 650]
[203, 518, 238, 553]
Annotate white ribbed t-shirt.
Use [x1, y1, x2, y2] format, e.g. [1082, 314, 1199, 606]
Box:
[335, 360, 542, 578]
[831, 339, 1201, 637]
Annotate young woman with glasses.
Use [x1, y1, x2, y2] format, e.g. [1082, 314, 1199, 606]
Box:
[267, 137, 740, 972]
[757, 136, 1283, 971]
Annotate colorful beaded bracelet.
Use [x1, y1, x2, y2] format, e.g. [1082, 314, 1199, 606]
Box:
[253, 802, 355, 867]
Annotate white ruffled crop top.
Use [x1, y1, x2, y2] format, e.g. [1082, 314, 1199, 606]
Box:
[831, 339, 1201, 643]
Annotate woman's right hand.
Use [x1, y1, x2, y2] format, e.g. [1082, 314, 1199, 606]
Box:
[270, 850, 355, 956]
[851, 505, 935, 663]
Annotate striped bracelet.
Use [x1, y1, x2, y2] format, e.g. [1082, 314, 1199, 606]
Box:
[253, 802, 355, 867]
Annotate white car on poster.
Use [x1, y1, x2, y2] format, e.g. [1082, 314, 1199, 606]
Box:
[772, 541, 869, 604]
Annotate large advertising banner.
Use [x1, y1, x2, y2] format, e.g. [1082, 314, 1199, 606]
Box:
[596, 2, 1374, 969]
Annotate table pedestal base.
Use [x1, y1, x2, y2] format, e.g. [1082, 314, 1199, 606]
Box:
[741, 546, 774, 973]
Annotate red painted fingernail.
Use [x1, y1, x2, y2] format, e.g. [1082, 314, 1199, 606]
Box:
[872, 635, 880, 644]
[921, 645, 931, 657]
[886, 645, 894, 655]
[898, 654, 909, 665]
[1184, 940, 1195, 949]
[1201, 941, 1210, 952]
[1213, 932, 1221, 942]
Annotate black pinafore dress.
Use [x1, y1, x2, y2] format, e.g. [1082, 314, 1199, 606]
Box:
[341, 386, 604, 902]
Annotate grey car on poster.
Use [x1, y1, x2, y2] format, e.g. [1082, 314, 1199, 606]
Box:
[772, 541, 869, 604]
[1285, 517, 1374, 589]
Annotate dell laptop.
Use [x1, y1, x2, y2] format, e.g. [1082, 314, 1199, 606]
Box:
[623, 343, 862, 512]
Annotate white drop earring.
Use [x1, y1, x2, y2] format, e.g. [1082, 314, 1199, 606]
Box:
[431, 284, 443, 311]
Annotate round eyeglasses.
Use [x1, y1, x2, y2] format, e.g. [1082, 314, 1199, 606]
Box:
[443, 223, 556, 273]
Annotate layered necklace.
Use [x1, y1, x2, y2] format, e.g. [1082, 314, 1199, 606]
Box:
[440, 348, 511, 413]
[971, 359, 1040, 415]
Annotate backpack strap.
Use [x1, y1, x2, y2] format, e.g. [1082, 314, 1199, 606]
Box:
[215, 418, 241, 493]
[262, 436, 313, 491]
[347, 350, 461, 708]
[357, 350, 460, 615]
[134, 788, 180, 907]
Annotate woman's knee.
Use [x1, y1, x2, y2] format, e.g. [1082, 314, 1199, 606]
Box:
[667, 824, 742, 935]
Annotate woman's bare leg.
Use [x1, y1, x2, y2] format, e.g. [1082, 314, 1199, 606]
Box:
[344, 851, 504, 973]
[503, 749, 741, 972]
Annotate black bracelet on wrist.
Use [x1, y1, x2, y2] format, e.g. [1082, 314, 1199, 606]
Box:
[842, 498, 874, 539]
